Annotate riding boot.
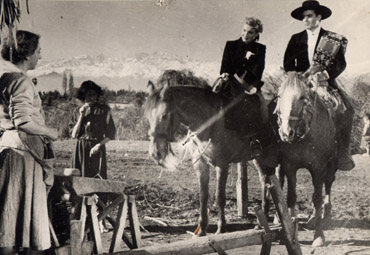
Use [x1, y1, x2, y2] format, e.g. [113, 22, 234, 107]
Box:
[336, 95, 355, 171]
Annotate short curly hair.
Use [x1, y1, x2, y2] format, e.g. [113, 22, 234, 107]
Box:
[245, 17, 263, 41]
[1, 30, 40, 64]
[76, 80, 104, 101]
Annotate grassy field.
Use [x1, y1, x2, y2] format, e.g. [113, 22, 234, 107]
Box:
[53, 139, 370, 254]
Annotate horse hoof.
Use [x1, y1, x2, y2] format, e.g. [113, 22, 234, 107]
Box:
[215, 228, 226, 235]
[195, 231, 207, 237]
[312, 236, 325, 247]
[254, 224, 263, 230]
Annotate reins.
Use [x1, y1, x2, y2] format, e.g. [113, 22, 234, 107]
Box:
[276, 76, 317, 141]
[148, 87, 218, 168]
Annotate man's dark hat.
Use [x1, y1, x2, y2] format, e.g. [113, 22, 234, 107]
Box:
[291, 0, 332, 20]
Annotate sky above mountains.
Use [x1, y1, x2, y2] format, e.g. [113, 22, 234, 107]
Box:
[8, 0, 370, 75]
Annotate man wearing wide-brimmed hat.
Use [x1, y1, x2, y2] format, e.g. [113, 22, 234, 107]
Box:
[283, 0, 355, 171]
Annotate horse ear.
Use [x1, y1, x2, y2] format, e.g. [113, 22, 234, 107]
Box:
[160, 81, 170, 99]
[147, 81, 155, 95]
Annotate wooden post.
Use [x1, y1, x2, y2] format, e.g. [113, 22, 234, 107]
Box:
[87, 195, 104, 254]
[267, 175, 302, 255]
[236, 161, 248, 217]
[254, 206, 273, 255]
[109, 197, 129, 253]
[128, 195, 142, 248]
[70, 196, 87, 255]
[116, 227, 280, 255]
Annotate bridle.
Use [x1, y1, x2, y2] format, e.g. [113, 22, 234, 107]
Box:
[148, 87, 215, 167]
[276, 92, 316, 141]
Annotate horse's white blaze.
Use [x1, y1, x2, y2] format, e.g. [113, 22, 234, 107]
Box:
[278, 88, 297, 142]
[160, 153, 179, 171]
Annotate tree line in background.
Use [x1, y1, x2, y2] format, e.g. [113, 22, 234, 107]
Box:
[40, 70, 149, 140]
[39, 69, 370, 153]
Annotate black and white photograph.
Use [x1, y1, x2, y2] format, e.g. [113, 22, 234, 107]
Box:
[0, 0, 369, 254]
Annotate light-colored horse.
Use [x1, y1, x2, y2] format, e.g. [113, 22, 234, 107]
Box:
[144, 79, 277, 236]
[275, 72, 337, 247]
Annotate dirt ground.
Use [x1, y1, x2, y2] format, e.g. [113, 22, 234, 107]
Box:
[53, 140, 370, 255]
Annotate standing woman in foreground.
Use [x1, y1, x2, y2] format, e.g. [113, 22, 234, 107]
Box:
[70, 80, 116, 179]
[0, 30, 58, 254]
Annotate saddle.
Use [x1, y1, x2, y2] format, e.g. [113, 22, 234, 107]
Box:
[307, 73, 346, 118]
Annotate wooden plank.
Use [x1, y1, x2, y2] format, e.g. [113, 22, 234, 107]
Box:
[70, 196, 85, 255]
[89, 199, 104, 254]
[254, 206, 272, 255]
[55, 245, 70, 255]
[113, 228, 280, 255]
[236, 162, 248, 217]
[82, 241, 95, 255]
[128, 195, 142, 248]
[56, 176, 125, 195]
[267, 175, 302, 255]
[49, 218, 60, 248]
[70, 220, 82, 255]
[55, 242, 94, 255]
[109, 198, 129, 253]
[97, 195, 125, 222]
[85, 195, 125, 237]
[209, 239, 227, 255]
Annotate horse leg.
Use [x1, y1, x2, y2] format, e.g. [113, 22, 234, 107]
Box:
[215, 164, 229, 234]
[311, 173, 325, 247]
[195, 159, 210, 236]
[286, 169, 297, 218]
[253, 160, 270, 220]
[323, 165, 336, 229]
[276, 164, 285, 189]
[272, 164, 284, 225]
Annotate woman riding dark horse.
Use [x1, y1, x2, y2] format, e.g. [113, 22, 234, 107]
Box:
[144, 70, 279, 237]
[218, 16, 266, 158]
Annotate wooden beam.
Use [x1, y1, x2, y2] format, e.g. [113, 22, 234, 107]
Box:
[113, 228, 280, 255]
[109, 197, 129, 253]
[88, 197, 104, 254]
[56, 176, 125, 195]
[70, 220, 82, 255]
[267, 175, 302, 255]
[254, 206, 273, 255]
[236, 162, 248, 217]
[128, 195, 142, 248]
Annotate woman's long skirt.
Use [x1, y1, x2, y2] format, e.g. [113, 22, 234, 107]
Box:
[0, 147, 51, 250]
[72, 139, 107, 179]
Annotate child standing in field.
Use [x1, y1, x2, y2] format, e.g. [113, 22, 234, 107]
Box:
[69, 80, 116, 179]
[361, 113, 370, 155]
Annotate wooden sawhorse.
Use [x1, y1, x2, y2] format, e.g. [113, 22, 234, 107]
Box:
[51, 176, 142, 255]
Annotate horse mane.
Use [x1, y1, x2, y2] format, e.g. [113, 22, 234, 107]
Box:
[144, 69, 215, 118]
[157, 69, 210, 89]
[278, 72, 310, 97]
[143, 88, 161, 119]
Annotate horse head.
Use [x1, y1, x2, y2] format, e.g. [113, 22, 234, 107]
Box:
[144, 81, 179, 169]
[275, 72, 313, 142]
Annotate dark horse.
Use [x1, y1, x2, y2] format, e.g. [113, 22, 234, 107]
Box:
[144, 71, 277, 236]
[275, 72, 338, 247]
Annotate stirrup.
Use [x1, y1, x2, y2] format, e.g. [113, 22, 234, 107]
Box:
[250, 139, 263, 158]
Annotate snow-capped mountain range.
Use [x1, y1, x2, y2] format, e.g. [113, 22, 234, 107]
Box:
[31, 52, 219, 82]
[29, 51, 368, 92]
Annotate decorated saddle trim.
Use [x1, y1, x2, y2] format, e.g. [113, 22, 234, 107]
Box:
[313, 31, 348, 68]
